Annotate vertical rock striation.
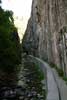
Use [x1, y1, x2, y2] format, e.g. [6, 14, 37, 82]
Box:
[22, 0, 67, 75]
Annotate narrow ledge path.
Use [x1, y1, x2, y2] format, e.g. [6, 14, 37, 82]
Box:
[29, 55, 60, 100]
[29, 55, 67, 100]
[30, 55, 67, 100]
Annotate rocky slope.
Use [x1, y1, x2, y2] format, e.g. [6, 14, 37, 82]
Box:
[22, 0, 67, 75]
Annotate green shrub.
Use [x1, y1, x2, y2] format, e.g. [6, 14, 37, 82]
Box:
[49, 62, 67, 85]
[57, 69, 64, 77]
[63, 76, 67, 82]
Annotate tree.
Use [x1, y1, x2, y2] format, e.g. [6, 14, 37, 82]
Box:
[0, 6, 21, 85]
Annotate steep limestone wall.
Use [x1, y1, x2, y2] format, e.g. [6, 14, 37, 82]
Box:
[22, 0, 67, 74]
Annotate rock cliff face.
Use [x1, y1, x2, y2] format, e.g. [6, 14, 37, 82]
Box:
[22, 0, 67, 75]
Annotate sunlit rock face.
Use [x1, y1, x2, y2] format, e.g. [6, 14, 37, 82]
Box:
[22, 0, 67, 74]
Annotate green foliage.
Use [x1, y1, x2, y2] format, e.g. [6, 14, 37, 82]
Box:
[57, 68, 64, 77]
[34, 63, 44, 80]
[0, 6, 21, 74]
[50, 62, 64, 77]
[63, 76, 67, 82]
[49, 62, 67, 85]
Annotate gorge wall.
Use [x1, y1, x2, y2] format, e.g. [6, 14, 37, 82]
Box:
[22, 0, 67, 75]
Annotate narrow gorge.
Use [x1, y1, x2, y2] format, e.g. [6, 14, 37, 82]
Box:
[0, 0, 67, 99]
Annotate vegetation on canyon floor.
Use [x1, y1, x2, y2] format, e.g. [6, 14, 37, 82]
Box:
[21, 55, 46, 99]
[50, 62, 67, 84]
